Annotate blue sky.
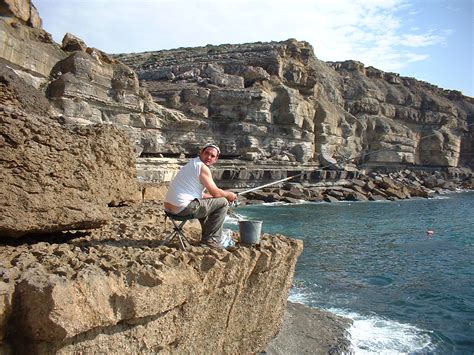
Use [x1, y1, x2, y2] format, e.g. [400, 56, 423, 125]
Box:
[34, 0, 473, 97]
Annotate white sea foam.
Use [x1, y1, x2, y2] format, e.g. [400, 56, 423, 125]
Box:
[261, 199, 310, 206]
[328, 308, 435, 354]
[287, 285, 435, 354]
[288, 289, 310, 304]
[432, 195, 450, 200]
[288, 281, 317, 304]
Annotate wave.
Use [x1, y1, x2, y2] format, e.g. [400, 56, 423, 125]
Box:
[288, 286, 435, 354]
[261, 200, 308, 206]
[432, 195, 450, 200]
[332, 308, 435, 354]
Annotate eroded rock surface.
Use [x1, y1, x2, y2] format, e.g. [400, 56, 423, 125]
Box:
[1, 202, 303, 354]
[327, 60, 473, 168]
[115, 41, 474, 170]
[0, 61, 139, 238]
[0, 9, 65, 89]
[0, 0, 42, 28]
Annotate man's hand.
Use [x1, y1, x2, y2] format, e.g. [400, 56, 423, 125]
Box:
[227, 191, 238, 202]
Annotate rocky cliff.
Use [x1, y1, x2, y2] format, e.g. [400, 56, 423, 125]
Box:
[4, 0, 472, 176]
[0, 202, 303, 354]
[0, 2, 308, 353]
[0, 60, 139, 238]
[1, 0, 473, 352]
[115, 41, 474, 170]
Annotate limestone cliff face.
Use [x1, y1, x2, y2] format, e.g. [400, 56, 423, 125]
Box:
[116, 40, 322, 163]
[0, 1, 65, 88]
[45, 40, 192, 157]
[4, 0, 471, 170]
[0, 8, 188, 158]
[327, 61, 473, 168]
[1, 7, 305, 355]
[116, 41, 474, 169]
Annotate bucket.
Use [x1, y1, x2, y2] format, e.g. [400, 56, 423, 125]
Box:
[239, 220, 263, 245]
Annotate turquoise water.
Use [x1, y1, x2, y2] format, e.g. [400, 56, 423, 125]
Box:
[226, 191, 474, 354]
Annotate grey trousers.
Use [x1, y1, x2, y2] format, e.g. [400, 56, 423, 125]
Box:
[176, 197, 229, 242]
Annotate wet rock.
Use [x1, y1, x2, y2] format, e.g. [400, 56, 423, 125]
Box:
[346, 191, 369, 201]
[323, 195, 339, 203]
[266, 301, 352, 355]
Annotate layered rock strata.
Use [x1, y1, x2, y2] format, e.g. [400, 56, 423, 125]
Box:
[0, 202, 304, 354]
[0, 2, 471, 353]
[0, 0, 42, 29]
[327, 60, 473, 168]
[45, 38, 189, 158]
[115, 40, 329, 163]
[116, 41, 474, 170]
[0, 2, 65, 88]
[0, 59, 139, 238]
[4, 1, 472, 176]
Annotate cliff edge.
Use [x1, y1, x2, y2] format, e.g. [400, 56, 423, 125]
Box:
[0, 3, 306, 353]
[1, 201, 303, 353]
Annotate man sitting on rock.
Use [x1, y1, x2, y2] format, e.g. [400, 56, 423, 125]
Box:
[164, 143, 237, 248]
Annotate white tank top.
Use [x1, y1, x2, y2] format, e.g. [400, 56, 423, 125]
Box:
[165, 157, 205, 211]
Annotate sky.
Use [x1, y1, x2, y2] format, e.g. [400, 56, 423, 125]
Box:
[34, 0, 473, 97]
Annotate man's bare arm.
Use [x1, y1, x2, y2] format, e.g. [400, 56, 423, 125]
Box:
[200, 165, 237, 201]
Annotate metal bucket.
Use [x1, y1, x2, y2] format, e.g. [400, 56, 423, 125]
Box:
[239, 220, 262, 245]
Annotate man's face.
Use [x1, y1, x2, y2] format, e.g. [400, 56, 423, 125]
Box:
[200, 147, 219, 166]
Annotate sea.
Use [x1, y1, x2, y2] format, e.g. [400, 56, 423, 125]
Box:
[225, 191, 474, 354]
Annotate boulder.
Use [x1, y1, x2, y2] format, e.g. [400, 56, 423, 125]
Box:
[326, 189, 344, 199]
[323, 195, 339, 203]
[368, 194, 386, 201]
[384, 188, 408, 199]
[61, 32, 87, 52]
[376, 176, 400, 190]
[0, 66, 139, 238]
[1, 0, 27, 21]
[346, 191, 369, 201]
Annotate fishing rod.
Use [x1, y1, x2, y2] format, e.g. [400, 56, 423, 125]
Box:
[236, 122, 474, 197]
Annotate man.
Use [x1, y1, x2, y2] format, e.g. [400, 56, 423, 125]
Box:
[164, 143, 237, 247]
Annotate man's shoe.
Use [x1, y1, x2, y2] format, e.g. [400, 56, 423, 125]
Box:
[203, 237, 223, 249]
[226, 245, 238, 252]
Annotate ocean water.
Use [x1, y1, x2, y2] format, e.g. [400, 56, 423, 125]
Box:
[225, 191, 474, 354]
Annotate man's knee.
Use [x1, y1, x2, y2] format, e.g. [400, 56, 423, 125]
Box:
[215, 197, 229, 207]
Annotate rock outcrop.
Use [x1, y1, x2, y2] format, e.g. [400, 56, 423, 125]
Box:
[0, 58, 139, 238]
[0, 1, 64, 88]
[266, 301, 352, 354]
[0, 5, 308, 355]
[114, 42, 474, 171]
[1, 202, 303, 354]
[1, 0, 42, 28]
[1, 1, 472, 353]
[45, 41, 190, 157]
[327, 61, 473, 168]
